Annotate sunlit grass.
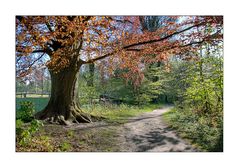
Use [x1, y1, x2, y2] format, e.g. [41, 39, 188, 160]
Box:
[16, 96, 162, 123]
[82, 103, 162, 123]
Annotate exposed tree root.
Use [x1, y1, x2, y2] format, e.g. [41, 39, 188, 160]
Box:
[34, 106, 102, 126]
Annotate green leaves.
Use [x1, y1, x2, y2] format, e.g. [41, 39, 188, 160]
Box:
[16, 119, 44, 147]
[164, 108, 223, 151]
[16, 101, 35, 122]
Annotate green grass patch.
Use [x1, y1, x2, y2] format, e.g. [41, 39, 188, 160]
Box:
[16, 96, 162, 123]
[16, 97, 49, 112]
[163, 108, 223, 152]
[83, 103, 162, 123]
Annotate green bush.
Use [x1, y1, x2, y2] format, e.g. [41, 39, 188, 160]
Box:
[16, 119, 24, 136]
[163, 107, 223, 152]
[29, 119, 44, 133]
[16, 101, 35, 122]
[16, 98, 49, 112]
[16, 119, 44, 147]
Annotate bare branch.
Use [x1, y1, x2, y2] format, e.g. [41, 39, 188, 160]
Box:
[32, 50, 45, 53]
[84, 51, 117, 64]
[16, 52, 46, 77]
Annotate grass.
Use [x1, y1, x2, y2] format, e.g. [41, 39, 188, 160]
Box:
[163, 107, 223, 152]
[16, 95, 164, 152]
[82, 103, 162, 123]
[16, 96, 162, 123]
[16, 97, 49, 112]
[16, 97, 164, 152]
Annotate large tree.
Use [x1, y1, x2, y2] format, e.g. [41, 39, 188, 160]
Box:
[16, 16, 223, 125]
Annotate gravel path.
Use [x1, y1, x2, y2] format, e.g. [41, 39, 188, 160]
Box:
[119, 106, 198, 152]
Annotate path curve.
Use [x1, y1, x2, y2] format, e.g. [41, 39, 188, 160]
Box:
[119, 106, 197, 152]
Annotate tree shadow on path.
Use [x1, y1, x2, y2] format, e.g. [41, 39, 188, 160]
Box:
[129, 127, 191, 152]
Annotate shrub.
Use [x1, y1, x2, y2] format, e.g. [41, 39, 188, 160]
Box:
[16, 119, 24, 136]
[163, 107, 223, 152]
[16, 101, 35, 122]
[30, 136, 54, 152]
[16, 119, 44, 147]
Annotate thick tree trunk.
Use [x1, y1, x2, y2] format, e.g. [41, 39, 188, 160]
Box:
[35, 65, 93, 125]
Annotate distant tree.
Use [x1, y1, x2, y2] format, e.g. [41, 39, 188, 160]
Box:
[137, 16, 176, 103]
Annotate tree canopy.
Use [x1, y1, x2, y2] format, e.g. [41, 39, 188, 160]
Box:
[16, 16, 223, 83]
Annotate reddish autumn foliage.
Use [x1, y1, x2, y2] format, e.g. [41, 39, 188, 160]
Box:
[16, 16, 223, 84]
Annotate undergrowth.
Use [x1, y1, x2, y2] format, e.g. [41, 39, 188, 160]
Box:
[16, 101, 163, 152]
[163, 107, 223, 152]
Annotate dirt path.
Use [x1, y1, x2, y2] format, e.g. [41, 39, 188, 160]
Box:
[37, 106, 198, 152]
[118, 106, 197, 152]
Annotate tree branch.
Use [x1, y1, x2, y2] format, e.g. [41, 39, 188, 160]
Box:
[123, 22, 204, 49]
[126, 30, 221, 53]
[84, 51, 117, 64]
[46, 22, 53, 32]
[16, 52, 46, 77]
[83, 22, 205, 64]
[32, 50, 45, 53]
